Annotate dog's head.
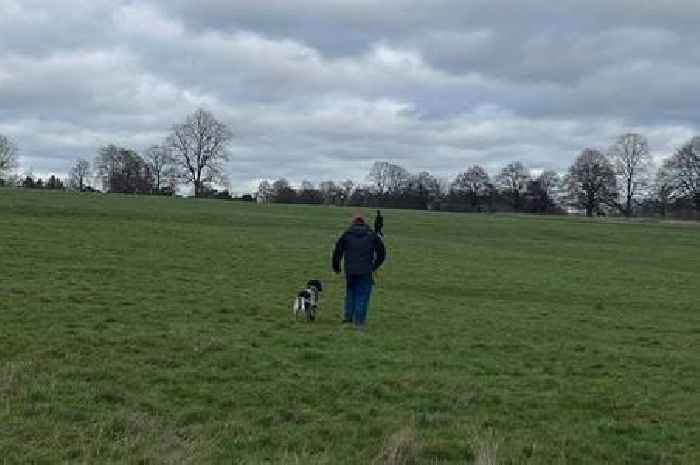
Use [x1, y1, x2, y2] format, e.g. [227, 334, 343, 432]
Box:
[295, 290, 311, 311]
[297, 290, 312, 299]
[307, 280, 323, 292]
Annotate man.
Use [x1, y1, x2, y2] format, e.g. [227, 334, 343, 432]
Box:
[374, 210, 384, 238]
[332, 212, 386, 329]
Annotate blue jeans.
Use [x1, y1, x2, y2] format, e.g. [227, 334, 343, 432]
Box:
[344, 274, 373, 326]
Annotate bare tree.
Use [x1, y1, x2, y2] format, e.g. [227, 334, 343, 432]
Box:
[340, 179, 355, 204]
[271, 178, 296, 203]
[608, 133, 651, 216]
[257, 180, 272, 204]
[297, 180, 321, 204]
[0, 134, 18, 181]
[538, 171, 562, 197]
[95, 145, 153, 194]
[526, 170, 562, 213]
[367, 162, 409, 195]
[451, 165, 491, 210]
[411, 171, 440, 193]
[664, 137, 700, 213]
[437, 177, 451, 196]
[300, 180, 315, 192]
[565, 149, 617, 217]
[387, 165, 411, 194]
[319, 180, 341, 204]
[68, 158, 91, 191]
[452, 165, 490, 194]
[653, 165, 676, 218]
[272, 178, 290, 193]
[496, 161, 529, 211]
[144, 145, 174, 193]
[167, 108, 232, 198]
[408, 171, 441, 209]
[368, 161, 391, 194]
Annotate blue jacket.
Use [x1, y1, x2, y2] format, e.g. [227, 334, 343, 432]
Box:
[332, 224, 386, 275]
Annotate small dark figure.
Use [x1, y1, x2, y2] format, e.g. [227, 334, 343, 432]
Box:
[374, 210, 384, 238]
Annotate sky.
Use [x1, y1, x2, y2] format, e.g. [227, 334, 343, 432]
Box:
[1, 0, 699, 193]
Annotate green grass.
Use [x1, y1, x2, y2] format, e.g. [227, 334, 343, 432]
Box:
[1, 189, 699, 464]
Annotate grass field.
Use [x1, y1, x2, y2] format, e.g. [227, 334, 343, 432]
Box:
[1, 189, 699, 464]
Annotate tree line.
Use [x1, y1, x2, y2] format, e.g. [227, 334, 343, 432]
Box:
[0, 109, 232, 198]
[257, 134, 700, 219]
[1, 111, 699, 219]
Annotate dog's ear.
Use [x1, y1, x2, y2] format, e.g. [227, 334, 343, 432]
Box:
[307, 280, 323, 291]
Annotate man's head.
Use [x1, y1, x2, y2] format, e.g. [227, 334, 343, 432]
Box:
[352, 211, 365, 225]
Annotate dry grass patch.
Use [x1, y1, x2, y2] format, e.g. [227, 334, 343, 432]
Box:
[374, 425, 419, 465]
[471, 429, 500, 465]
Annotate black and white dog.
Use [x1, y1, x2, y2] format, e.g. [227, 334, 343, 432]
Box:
[293, 280, 323, 321]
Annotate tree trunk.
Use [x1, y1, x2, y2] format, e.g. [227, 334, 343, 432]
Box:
[195, 166, 203, 198]
[586, 190, 595, 217]
[626, 177, 633, 217]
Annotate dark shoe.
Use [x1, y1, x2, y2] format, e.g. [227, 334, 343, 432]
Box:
[342, 319, 352, 324]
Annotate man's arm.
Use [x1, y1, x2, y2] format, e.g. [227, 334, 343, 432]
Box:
[332, 235, 345, 273]
[373, 235, 386, 271]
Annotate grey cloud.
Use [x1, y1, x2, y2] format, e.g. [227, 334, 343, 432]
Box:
[0, 1, 126, 56]
[1, 0, 699, 192]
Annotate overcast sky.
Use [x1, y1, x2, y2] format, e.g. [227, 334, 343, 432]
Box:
[2, 0, 699, 192]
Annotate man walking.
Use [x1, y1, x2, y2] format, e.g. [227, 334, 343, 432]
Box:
[374, 210, 384, 238]
[332, 212, 386, 329]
